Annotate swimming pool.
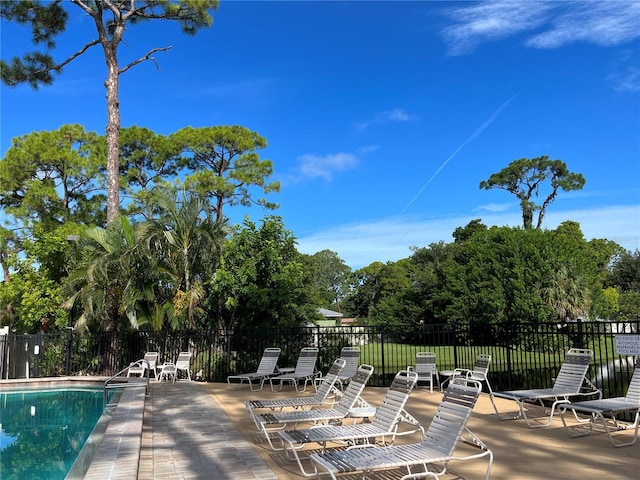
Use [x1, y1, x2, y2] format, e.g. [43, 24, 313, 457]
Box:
[0, 387, 114, 480]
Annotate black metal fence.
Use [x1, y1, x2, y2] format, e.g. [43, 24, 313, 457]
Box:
[1, 320, 638, 399]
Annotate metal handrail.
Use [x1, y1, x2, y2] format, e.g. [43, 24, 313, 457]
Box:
[103, 359, 150, 409]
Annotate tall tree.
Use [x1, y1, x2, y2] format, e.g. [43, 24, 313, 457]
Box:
[409, 241, 455, 324]
[610, 250, 640, 293]
[172, 125, 280, 222]
[342, 260, 416, 325]
[342, 262, 385, 319]
[1, 0, 219, 224]
[479, 156, 585, 229]
[367, 259, 419, 326]
[209, 216, 310, 329]
[302, 249, 352, 310]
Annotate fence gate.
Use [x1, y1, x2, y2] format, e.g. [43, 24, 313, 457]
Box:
[0, 333, 43, 380]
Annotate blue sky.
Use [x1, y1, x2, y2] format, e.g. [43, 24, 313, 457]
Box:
[2, 0, 639, 269]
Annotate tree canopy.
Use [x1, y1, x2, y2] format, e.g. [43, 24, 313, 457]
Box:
[301, 249, 352, 311]
[208, 216, 312, 330]
[0, 124, 106, 230]
[1, 124, 279, 229]
[172, 125, 280, 222]
[479, 156, 586, 229]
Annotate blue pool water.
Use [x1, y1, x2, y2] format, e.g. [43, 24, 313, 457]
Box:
[0, 388, 108, 480]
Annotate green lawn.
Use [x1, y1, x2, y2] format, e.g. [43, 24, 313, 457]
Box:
[354, 336, 619, 380]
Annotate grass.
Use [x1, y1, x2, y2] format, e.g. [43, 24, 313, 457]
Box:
[349, 336, 621, 388]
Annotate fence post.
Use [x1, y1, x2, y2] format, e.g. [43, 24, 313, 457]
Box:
[66, 326, 73, 375]
[380, 327, 386, 387]
[576, 317, 584, 349]
[505, 322, 513, 390]
[206, 330, 213, 381]
[452, 322, 459, 370]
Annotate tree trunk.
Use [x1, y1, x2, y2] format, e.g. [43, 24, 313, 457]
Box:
[1, 256, 9, 283]
[104, 299, 119, 375]
[104, 47, 121, 224]
[522, 205, 533, 230]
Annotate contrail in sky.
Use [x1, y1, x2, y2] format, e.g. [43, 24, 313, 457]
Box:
[399, 93, 520, 215]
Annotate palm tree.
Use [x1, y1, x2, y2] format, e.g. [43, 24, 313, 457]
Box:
[64, 216, 164, 374]
[144, 187, 229, 329]
[65, 215, 158, 333]
[542, 263, 592, 322]
[65, 187, 228, 336]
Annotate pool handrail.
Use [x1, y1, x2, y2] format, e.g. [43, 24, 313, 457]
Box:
[104, 359, 150, 409]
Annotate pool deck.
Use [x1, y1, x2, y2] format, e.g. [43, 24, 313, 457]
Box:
[209, 382, 639, 480]
[135, 381, 279, 480]
[44, 379, 640, 479]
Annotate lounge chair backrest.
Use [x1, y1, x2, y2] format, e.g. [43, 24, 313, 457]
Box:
[176, 351, 192, 369]
[625, 366, 640, 404]
[371, 370, 418, 430]
[336, 364, 375, 415]
[255, 347, 281, 375]
[415, 352, 438, 376]
[552, 348, 593, 392]
[472, 354, 491, 378]
[143, 352, 158, 370]
[338, 346, 361, 380]
[314, 358, 346, 399]
[292, 347, 319, 375]
[422, 377, 482, 457]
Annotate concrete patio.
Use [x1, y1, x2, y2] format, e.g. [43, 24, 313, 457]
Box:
[133, 380, 638, 479]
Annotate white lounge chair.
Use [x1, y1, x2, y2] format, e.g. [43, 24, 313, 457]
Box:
[255, 364, 374, 450]
[441, 353, 493, 394]
[227, 347, 281, 391]
[279, 369, 422, 477]
[245, 358, 345, 426]
[175, 351, 192, 381]
[127, 352, 159, 380]
[336, 346, 361, 389]
[408, 351, 439, 393]
[309, 377, 493, 480]
[158, 362, 177, 383]
[270, 347, 320, 392]
[492, 348, 601, 428]
[559, 362, 640, 447]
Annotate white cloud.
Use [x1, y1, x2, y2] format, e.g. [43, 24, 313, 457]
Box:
[442, 1, 551, 55]
[442, 1, 640, 55]
[356, 108, 417, 131]
[475, 202, 513, 213]
[609, 67, 640, 93]
[293, 152, 360, 182]
[526, 2, 640, 49]
[296, 204, 640, 269]
[376, 108, 412, 122]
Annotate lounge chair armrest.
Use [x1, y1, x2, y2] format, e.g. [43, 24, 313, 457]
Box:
[581, 378, 603, 399]
[354, 396, 372, 408]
